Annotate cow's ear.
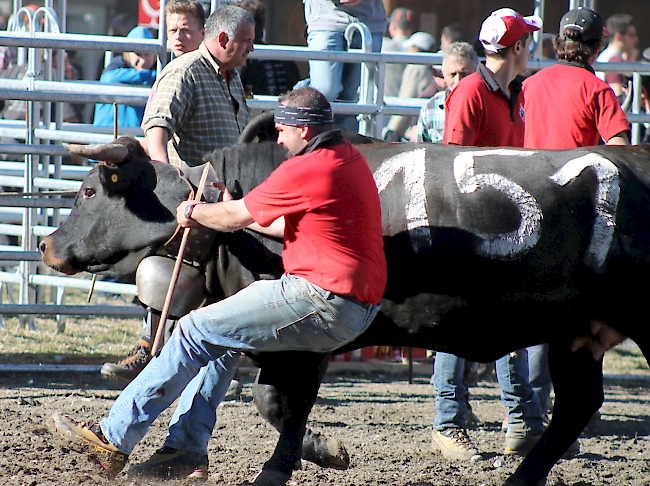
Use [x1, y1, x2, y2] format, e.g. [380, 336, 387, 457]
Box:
[99, 164, 138, 195]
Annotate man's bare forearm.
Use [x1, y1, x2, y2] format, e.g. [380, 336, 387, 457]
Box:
[145, 127, 171, 164]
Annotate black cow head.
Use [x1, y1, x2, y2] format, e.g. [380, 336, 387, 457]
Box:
[40, 137, 192, 276]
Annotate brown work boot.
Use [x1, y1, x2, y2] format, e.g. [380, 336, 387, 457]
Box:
[47, 412, 128, 477]
[431, 428, 481, 461]
[101, 339, 151, 384]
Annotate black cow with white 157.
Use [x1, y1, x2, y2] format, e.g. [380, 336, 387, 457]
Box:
[40, 135, 650, 486]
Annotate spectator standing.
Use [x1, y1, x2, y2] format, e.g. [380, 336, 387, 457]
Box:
[440, 8, 550, 459]
[416, 42, 478, 143]
[143, 6, 252, 168]
[524, 7, 630, 149]
[383, 31, 436, 141]
[49, 86, 387, 486]
[303, 0, 387, 131]
[382, 7, 416, 97]
[596, 13, 638, 99]
[101, 4, 248, 386]
[93, 26, 157, 129]
[236, 0, 300, 97]
[522, 7, 630, 418]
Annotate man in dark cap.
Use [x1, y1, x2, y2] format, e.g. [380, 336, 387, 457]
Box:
[523, 6, 630, 148]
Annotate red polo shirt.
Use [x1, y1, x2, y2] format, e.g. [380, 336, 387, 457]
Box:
[523, 62, 630, 149]
[443, 64, 525, 148]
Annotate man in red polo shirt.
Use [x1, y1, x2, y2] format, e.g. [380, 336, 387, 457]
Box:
[523, 7, 630, 149]
[521, 6, 629, 438]
[443, 8, 539, 147]
[436, 7, 550, 463]
[48, 86, 387, 484]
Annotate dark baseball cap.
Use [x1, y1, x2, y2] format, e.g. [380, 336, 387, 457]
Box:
[560, 7, 608, 42]
[388, 8, 415, 29]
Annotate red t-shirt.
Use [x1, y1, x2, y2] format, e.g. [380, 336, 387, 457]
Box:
[443, 70, 525, 147]
[523, 63, 630, 149]
[244, 139, 387, 305]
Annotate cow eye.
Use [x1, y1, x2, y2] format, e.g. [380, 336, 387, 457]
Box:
[83, 187, 96, 199]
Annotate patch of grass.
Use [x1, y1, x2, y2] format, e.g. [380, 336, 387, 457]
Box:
[603, 340, 649, 375]
[0, 315, 141, 363]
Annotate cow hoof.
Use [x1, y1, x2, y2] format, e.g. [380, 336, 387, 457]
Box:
[248, 468, 292, 486]
[302, 430, 349, 470]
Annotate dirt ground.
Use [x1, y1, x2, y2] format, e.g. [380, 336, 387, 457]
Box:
[1, 363, 649, 486]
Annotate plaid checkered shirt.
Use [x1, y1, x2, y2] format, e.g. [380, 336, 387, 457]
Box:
[416, 90, 448, 143]
[142, 43, 250, 167]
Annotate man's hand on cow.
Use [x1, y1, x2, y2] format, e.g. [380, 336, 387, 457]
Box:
[211, 181, 233, 202]
[571, 319, 627, 361]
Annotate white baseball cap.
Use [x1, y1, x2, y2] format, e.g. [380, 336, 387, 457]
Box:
[479, 8, 542, 53]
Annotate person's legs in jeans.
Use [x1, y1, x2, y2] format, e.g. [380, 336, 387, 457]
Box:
[431, 352, 480, 461]
[100, 274, 378, 454]
[307, 30, 383, 132]
[164, 351, 241, 454]
[307, 30, 346, 102]
[496, 350, 544, 441]
[433, 352, 467, 430]
[527, 343, 552, 416]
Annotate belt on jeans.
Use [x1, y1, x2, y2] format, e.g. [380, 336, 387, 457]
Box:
[337, 293, 375, 310]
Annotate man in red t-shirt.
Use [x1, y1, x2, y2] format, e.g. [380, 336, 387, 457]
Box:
[48, 87, 387, 482]
[524, 7, 630, 149]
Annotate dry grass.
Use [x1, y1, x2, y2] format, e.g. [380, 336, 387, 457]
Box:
[0, 278, 141, 364]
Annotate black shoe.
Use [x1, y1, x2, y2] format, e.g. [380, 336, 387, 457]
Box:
[128, 445, 208, 481]
[47, 412, 128, 477]
[101, 341, 151, 384]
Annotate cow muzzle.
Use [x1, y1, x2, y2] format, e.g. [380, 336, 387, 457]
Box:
[39, 236, 78, 275]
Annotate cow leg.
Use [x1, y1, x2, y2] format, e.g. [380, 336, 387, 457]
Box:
[505, 341, 604, 485]
[252, 351, 333, 481]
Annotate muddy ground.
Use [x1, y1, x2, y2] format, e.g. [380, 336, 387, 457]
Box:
[0, 363, 649, 486]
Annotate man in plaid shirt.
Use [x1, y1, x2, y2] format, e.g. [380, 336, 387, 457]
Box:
[416, 42, 478, 143]
[143, 5, 253, 167]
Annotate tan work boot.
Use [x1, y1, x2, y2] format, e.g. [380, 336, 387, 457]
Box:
[431, 428, 481, 461]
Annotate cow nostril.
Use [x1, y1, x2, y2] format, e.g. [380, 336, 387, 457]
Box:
[39, 240, 47, 254]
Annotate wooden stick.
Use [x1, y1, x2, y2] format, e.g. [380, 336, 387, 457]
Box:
[87, 274, 97, 303]
[113, 103, 118, 139]
[151, 163, 211, 357]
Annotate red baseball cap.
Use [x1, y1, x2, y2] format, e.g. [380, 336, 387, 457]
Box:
[479, 8, 542, 53]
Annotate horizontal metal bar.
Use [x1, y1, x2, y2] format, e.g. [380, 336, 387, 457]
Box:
[0, 79, 150, 104]
[0, 31, 163, 54]
[0, 197, 73, 208]
[0, 364, 103, 372]
[0, 304, 146, 317]
[29, 275, 138, 295]
[0, 251, 41, 260]
[0, 143, 71, 156]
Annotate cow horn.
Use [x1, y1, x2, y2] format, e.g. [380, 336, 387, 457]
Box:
[63, 142, 130, 165]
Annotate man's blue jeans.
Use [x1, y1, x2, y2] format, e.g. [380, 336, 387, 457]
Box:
[496, 349, 544, 437]
[100, 274, 380, 454]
